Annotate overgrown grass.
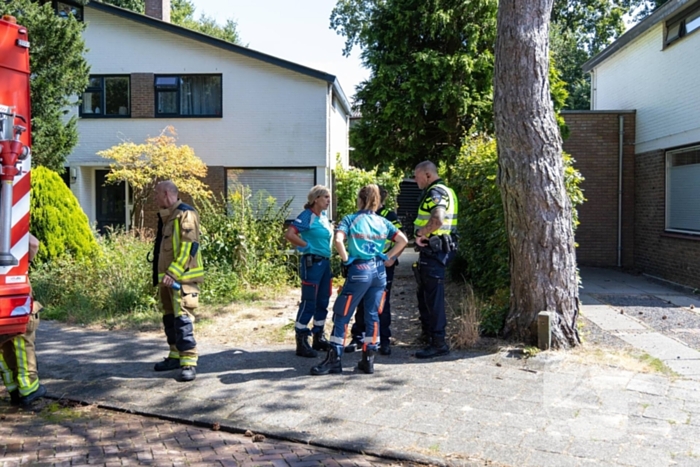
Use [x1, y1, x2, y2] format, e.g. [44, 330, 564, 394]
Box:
[32, 189, 298, 329]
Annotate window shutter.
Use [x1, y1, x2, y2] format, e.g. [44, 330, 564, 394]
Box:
[227, 168, 316, 218]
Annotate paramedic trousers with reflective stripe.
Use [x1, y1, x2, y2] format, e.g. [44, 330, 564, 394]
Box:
[295, 257, 332, 336]
[0, 312, 40, 396]
[160, 285, 198, 367]
[352, 263, 395, 343]
[331, 259, 387, 351]
[417, 251, 455, 339]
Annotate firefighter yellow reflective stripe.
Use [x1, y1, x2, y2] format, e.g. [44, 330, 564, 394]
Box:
[181, 267, 204, 280]
[166, 216, 204, 282]
[0, 353, 17, 392]
[173, 288, 183, 318]
[13, 335, 39, 395]
[180, 356, 197, 366]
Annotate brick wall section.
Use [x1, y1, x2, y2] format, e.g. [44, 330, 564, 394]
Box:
[140, 166, 226, 232]
[130, 73, 154, 118]
[562, 111, 636, 268]
[635, 150, 700, 289]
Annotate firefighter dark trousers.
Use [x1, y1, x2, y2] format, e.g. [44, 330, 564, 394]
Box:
[0, 312, 40, 396]
[160, 285, 198, 367]
[352, 263, 394, 344]
[331, 258, 387, 351]
[417, 252, 454, 339]
[295, 257, 332, 336]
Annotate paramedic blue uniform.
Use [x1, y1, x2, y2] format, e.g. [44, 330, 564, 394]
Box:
[330, 210, 399, 353]
[290, 209, 333, 337]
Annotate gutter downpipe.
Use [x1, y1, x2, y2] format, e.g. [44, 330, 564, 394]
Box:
[617, 114, 624, 268]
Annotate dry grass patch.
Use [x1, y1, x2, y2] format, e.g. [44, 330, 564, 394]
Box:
[567, 345, 678, 377]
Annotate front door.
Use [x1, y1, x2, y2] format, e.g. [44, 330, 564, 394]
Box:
[95, 169, 125, 233]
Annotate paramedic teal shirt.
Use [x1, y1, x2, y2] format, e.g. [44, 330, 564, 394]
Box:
[337, 210, 399, 260]
[291, 209, 332, 258]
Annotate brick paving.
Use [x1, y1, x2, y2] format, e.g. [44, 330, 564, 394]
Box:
[0, 399, 418, 467]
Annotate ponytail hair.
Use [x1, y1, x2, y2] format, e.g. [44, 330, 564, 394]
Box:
[304, 185, 330, 210]
[358, 184, 381, 212]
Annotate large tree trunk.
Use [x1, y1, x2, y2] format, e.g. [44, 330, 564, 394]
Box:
[493, 0, 580, 349]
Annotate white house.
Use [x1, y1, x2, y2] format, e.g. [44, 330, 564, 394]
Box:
[583, 0, 700, 287]
[62, 0, 351, 230]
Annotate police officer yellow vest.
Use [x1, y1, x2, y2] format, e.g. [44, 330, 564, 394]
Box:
[414, 181, 458, 237]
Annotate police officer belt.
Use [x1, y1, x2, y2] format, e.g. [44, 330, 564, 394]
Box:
[303, 254, 329, 263]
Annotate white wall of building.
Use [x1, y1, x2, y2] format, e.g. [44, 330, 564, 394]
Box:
[72, 8, 334, 169]
[591, 23, 700, 153]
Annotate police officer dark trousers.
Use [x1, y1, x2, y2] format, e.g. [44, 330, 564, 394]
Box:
[311, 184, 407, 376]
[285, 186, 334, 358]
[413, 161, 459, 359]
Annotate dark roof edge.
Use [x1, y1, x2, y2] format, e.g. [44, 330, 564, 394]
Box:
[331, 80, 352, 116]
[88, 0, 351, 113]
[582, 0, 696, 73]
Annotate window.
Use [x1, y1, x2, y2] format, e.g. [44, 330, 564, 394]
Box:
[47, 0, 84, 21]
[81, 76, 130, 117]
[226, 168, 316, 219]
[666, 145, 700, 233]
[665, 5, 700, 47]
[155, 75, 222, 117]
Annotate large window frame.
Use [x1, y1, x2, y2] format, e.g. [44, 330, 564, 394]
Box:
[46, 0, 84, 21]
[154, 74, 223, 118]
[665, 145, 700, 234]
[80, 75, 131, 118]
[226, 167, 317, 220]
[664, 4, 700, 47]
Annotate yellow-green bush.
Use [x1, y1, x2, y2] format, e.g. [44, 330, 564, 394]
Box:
[30, 167, 99, 263]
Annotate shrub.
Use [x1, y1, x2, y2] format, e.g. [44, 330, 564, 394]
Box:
[449, 136, 585, 335]
[333, 160, 403, 221]
[31, 229, 158, 326]
[30, 166, 99, 263]
[196, 187, 294, 303]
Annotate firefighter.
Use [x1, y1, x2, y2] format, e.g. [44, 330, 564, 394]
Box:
[151, 181, 203, 382]
[1, 234, 46, 406]
[346, 186, 402, 355]
[413, 161, 459, 359]
[311, 184, 408, 376]
[285, 185, 333, 358]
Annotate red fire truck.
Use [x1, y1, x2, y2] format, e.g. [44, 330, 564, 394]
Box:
[0, 14, 34, 344]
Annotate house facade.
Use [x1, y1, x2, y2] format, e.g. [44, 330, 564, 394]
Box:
[65, 0, 351, 231]
[581, 0, 700, 288]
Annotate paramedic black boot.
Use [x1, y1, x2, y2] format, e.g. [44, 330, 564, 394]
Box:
[357, 348, 376, 374]
[312, 331, 331, 351]
[295, 331, 318, 358]
[415, 335, 450, 359]
[311, 346, 342, 375]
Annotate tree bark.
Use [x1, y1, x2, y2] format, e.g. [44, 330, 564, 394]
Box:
[493, 0, 580, 349]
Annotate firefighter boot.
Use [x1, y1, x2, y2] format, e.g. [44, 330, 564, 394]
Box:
[312, 331, 331, 351]
[179, 366, 196, 382]
[295, 331, 318, 358]
[310, 345, 342, 375]
[9, 389, 20, 406]
[20, 384, 46, 406]
[357, 347, 376, 374]
[415, 335, 450, 359]
[154, 357, 180, 371]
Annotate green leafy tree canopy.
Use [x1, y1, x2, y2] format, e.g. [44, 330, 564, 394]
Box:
[0, 0, 90, 172]
[332, 0, 498, 171]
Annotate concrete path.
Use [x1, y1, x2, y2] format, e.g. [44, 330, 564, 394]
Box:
[5, 266, 700, 467]
[580, 268, 700, 379]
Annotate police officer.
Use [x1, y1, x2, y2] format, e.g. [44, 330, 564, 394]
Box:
[285, 185, 333, 358]
[0, 234, 45, 406]
[346, 186, 402, 356]
[413, 161, 458, 359]
[311, 184, 408, 376]
[151, 181, 203, 382]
